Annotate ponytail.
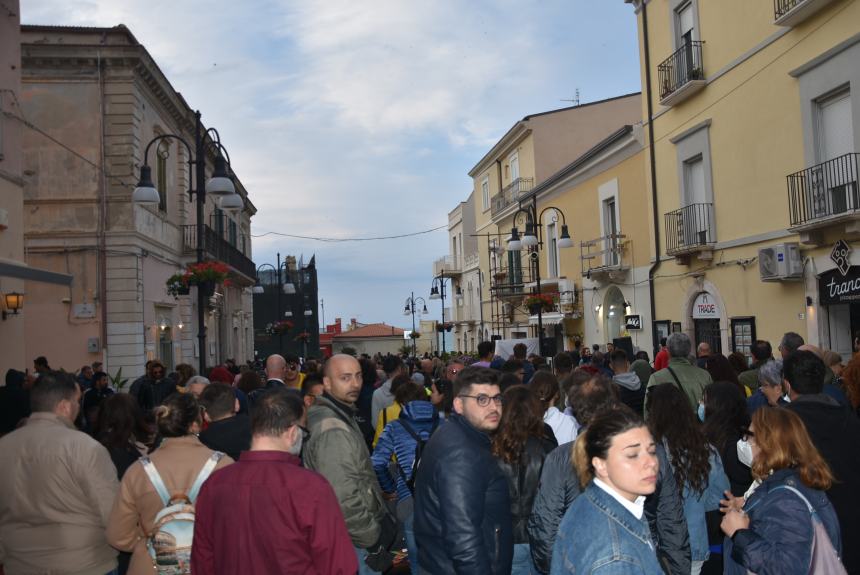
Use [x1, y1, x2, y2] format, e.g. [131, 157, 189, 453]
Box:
[570, 404, 645, 488]
[572, 429, 593, 488]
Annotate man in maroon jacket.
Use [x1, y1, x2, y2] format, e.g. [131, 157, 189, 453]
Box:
[192, 388, 357, 574]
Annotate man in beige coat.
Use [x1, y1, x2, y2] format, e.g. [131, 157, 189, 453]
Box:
[0, 371, 119, 574]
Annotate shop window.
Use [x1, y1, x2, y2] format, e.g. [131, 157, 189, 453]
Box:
[730, 317, 756, 365]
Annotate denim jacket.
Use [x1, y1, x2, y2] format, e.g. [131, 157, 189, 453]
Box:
[664, 441, 730, 561]
[550, 481, 664, 574]
[723, 468, 842, 575]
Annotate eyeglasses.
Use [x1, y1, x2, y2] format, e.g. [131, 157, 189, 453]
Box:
[297, 425, 311, 441]
[287, 363, 298, 371]
[459, 394, 503, 407]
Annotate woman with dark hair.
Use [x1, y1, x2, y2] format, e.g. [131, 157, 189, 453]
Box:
[429, 378, 454, 419]
[531, 371, 576, 444]
[705, 354, 750, 397]
[236, 369, 262, 396]
[647, 384, 729, 574]
[727, 352, 749, 377]
[702, 381, 752, 497]
[106, 393, 233, 575]
[492, 385, 556, 575]
[552, 405, 662, 573]
[93, 394, 151, 479]
[721, 408, 843, 575]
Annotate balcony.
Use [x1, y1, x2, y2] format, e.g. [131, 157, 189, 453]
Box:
[665, 203, 715, 259]
[787, 153, 860, 236]
[580, 234, 628, 279]
[490, 177, 534, 217]
[774, 0, 837, 26]
[433, 255, 463, 277]
[658, 41, 706, 107]
[182, 224, 256, 281]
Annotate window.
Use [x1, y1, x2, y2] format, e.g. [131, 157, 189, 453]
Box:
[214, 208, 224, 237]
[509, 152, 520, 183]
[546, 221, 559, 277]
[507, 249, 522, 287]
[481, 176, 490, 211]
[684, 156, 707, 206]
[603, 198, 618, 266]
[676, 2, 694, 45]
[156, 142, 169, 213]
[816, 88, 853, 163]
[228, 218, 237, 247]
[671, 121, 714, 210]
[730, 317, 756, 365]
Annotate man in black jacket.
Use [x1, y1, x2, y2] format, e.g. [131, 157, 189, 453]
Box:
[414, 366, 513, 574]
[784, 350, 860, 574]
[528, 375, 690, 574]
[198, 383, 251, 460]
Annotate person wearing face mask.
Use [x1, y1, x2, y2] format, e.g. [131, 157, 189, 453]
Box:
[720, 408, 844, 575]
[191, 389, 357, 574]
[551, 405, 663, 573]
[701, 381, 753, 497]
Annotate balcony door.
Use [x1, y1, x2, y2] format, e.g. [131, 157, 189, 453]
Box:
[815, 90, 856, 215]
[676, 2, 696, 81]
[681, 155, 708, 245]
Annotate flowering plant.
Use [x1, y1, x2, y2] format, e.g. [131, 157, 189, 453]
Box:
[271, 320, 293, 334]
[409, 331, 421, 339]
[166, 273, 191, 297]
[294, 331, 311, 342]
[436, 322, 454, 332]
[523, 293, 556, 311]
[185, 261, 231, 285]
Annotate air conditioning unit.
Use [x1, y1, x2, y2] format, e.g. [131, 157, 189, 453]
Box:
[759, 242, 803, 281]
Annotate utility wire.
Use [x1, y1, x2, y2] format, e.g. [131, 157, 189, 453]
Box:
[251, 225, 447, 242]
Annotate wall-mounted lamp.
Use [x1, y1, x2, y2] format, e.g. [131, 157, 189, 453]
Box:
[594, 304, 602, 313]
[177, 321, 184, 330]
[805, 296, 813, 307]
[2, 291, 24, 320]
[624, 301, 632, 310]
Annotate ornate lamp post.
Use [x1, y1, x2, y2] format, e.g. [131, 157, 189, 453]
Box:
[132, 111, 243, 374]
[430, 273, 451, 353]
[252, 253, 292, 353]
[507, 195, 574, 356]
[403, 292, 428, 357]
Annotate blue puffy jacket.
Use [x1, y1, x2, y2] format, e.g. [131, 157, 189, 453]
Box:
[371, 400, 439, 502]
[724, 468, 842, 575]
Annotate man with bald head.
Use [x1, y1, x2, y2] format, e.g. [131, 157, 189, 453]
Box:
[248, 354, 295, 406]
[304, 355, 394, 574]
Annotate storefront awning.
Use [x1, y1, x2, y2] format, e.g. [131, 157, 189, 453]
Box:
[528, 312, 565, 326]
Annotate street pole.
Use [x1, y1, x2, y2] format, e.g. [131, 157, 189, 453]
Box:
[193, 112, 207, 375]
[440, 277, 447, 354]
[276, 252, 283, 354]
[410, 291, 417, 357]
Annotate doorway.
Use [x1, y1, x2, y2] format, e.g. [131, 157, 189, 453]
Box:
[694, 318, 721, 355]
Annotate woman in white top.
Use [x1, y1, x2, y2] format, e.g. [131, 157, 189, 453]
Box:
[531, 371, 578, 444]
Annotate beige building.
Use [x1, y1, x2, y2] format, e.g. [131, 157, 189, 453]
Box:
[18, 25, 256, 377]
[332, 323, 407, 356]
[465, 94, 643, 355]
[624, 0, 860, 360]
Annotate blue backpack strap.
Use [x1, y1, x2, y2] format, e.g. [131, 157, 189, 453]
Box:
[140, 457, 170, 507]
[187, 452, 224, 503]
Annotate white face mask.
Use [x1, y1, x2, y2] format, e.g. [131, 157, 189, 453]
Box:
[737, 438, 754, 468]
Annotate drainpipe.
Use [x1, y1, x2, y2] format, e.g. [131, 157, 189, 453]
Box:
[642, 0, 663, 357]
[97, 49, 108, 367]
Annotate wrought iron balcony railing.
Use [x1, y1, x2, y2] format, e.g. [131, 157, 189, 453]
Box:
[490, 177, 534, 217]
[182, 224, 256, 280]
[580, 233, 627, 274]
[665, 203, 715, 256]
[787, 153, 860, 228]
[658, 41, 705, 103]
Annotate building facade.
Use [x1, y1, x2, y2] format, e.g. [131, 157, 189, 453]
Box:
[19, 25, 256, 377]
[625, 0, 860, 360]
[465, 94, 644, 355]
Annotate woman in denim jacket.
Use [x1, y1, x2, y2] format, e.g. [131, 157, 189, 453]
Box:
[647, 383, 729, 575]
[550, 405, 663, 574]
[720, 407, 843, 575]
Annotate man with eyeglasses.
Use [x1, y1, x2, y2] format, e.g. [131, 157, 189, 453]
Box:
[282, 352, 305, 390]
[192, 388, 357, 574]
[414, 366, 513, 574]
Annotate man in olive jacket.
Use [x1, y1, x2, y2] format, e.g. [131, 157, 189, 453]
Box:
[304, 354, 392, 574]
[646, 333, 712, 417]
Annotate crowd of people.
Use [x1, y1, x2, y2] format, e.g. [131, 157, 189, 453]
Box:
[0, 331, 858, 574]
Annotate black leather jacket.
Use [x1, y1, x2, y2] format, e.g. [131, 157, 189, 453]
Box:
[496, 435, 556, 543]
[414, 414, 513, 575]
[528, 441, 690, 574]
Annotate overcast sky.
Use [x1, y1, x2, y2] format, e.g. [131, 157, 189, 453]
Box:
[22, 0, 641, 330]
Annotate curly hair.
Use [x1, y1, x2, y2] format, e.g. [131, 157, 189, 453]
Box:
[702, 381, 749, 452]
[491, 385, 544, 464]
[840, 352, 860, 410]
[646, 383, 712, 494]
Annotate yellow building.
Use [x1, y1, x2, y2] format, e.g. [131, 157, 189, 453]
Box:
[625, 0, 860, 360]
[467, 94, 645, 355]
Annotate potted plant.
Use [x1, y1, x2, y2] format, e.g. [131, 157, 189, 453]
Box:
[436, 322, 454, 332]
[409, 331, 421, 339]
[294, 331, 311, 342]
[524, 293, 556, 315]
[270, 320, 293, 335]
[166, 273, 190, 297]
[185, 261, 231, 297]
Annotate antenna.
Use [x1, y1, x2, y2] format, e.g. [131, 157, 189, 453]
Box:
[560, 88, 580, 106]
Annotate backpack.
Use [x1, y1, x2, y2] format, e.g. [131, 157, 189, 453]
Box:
[395, 412, 439, 494]
[139, 452, 224, 574]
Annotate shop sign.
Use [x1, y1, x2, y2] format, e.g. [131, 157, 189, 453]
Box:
[819, 266, 860, 305]
[692, 293, 720, 318]
[831, 239, 852, 277]
[624, 315, 642, 330]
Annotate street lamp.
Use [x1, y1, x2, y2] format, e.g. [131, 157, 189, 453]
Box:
[133, 110, 243, 374]
[430, 273, 451, 354]
[404, 292, 428, 357]
[254, 253, 290, 354]
[507, 196, 574, 356]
